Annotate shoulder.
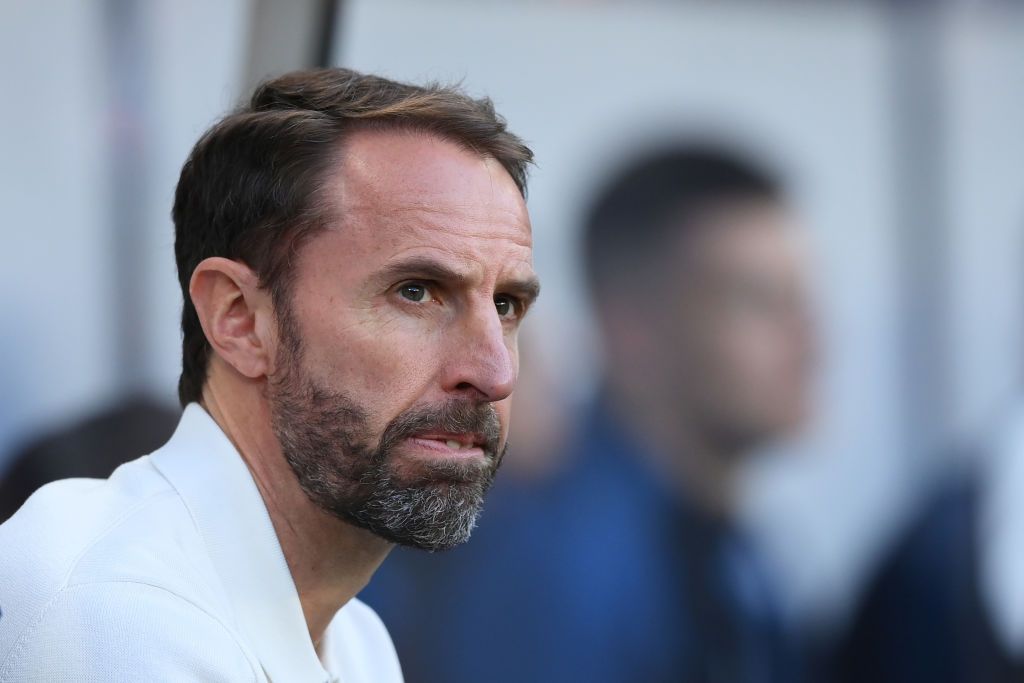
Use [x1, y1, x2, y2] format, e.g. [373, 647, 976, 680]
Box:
[1, 453, 215, 584]
[325, 598, 404, 682]
[831, 476, 979, 682]
[0, 455, 182, 576]
[0, 456, 234, 671]
[887, 476, 977, 589]
[0, 580, 257, 682]
[343, 597, 396, 643]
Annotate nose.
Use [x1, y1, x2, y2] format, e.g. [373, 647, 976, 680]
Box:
[439, 302, 517, 403]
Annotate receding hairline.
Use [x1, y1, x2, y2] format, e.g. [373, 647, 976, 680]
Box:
[337, 122, 526, 184]
[311, 124, 531, 229]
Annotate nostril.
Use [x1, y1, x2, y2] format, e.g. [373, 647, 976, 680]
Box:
[450, 381, 494, 403]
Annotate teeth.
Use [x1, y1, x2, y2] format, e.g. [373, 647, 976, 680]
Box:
[445, 440, 463, 450]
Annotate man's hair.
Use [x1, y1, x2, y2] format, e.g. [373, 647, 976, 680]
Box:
[582, 143, 782, 300]
[173, 68, 533, 407]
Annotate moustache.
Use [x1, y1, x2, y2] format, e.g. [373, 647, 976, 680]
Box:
[377, 400, 504, 461]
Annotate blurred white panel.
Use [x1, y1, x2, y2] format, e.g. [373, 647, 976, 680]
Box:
[945, 5, 1024, 444]
[138, 0, 251, 403]
[0, 1, 116, 465]
[337, 0, 902, 624]
[0, 0, 251, 468]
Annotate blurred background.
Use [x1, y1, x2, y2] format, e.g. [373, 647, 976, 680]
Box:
[2, 1, 1023, 681]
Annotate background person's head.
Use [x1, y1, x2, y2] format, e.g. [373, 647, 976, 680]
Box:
[583, 144, 815, 478]
[173, 68, 537, 551]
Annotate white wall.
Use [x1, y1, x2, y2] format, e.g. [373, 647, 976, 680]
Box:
[0, 0, 116, 460]
[945, 4, 1024, 444]
[0, 0, 250, 467]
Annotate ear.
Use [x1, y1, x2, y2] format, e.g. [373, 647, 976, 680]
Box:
[189, 257, 273, 380]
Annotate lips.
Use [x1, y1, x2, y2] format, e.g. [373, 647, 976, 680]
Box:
[407, 432, 486, 456]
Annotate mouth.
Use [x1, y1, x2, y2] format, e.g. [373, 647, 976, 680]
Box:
[405, 431, 487, 459]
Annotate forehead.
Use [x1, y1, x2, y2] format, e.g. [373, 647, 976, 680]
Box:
[677, 202, 803, 274]
[316, 128, 532, 266]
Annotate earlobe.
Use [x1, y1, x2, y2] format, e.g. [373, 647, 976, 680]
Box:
[189, 257, 271, 380]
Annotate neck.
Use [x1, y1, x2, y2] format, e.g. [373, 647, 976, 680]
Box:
[668, 425, 740, 521]
[201, 368, 393, 647]
[607, 384, 742, 521]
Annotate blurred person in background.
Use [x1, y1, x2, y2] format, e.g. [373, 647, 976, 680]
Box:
[363, 143, 816, 683]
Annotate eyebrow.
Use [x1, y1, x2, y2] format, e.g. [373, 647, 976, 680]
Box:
[376, 255, 541, 306]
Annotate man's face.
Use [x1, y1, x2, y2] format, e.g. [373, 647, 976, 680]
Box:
[267, 130, 537, 550]
[658, 202, 815, 452]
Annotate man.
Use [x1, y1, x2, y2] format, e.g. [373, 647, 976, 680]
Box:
[363, 144, 816, 682]
[0, 68, 538, 681]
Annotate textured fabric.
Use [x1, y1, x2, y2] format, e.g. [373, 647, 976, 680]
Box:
[0, 404, 403, 682]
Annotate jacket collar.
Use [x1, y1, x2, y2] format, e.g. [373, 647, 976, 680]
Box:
[150, 403, 332, 682]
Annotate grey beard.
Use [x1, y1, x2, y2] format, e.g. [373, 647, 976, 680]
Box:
[353, 466, 495, 552]
[267, 334, 505, 551]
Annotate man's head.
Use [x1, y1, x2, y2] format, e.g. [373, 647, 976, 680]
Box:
[583, 145, 814, 458]
[173, 69, 537, 551]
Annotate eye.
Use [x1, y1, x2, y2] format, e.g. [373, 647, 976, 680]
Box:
[398, 282, 435, 303]
[494, 294, 520, 320]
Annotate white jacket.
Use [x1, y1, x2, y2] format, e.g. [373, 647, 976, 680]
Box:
[0, 403, 403, 682]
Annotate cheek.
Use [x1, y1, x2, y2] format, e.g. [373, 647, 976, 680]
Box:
[705, 318, 778, 390]
[722, 321, 805, 407]
[494, 397, 514, 442]
[299, 306, 444, 413]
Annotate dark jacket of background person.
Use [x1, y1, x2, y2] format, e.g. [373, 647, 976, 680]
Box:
[361, 397, 804, 683]
[832, 472, 1023, 683]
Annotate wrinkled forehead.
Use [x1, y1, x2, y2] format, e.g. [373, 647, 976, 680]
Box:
[326, 128, 532, 257]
